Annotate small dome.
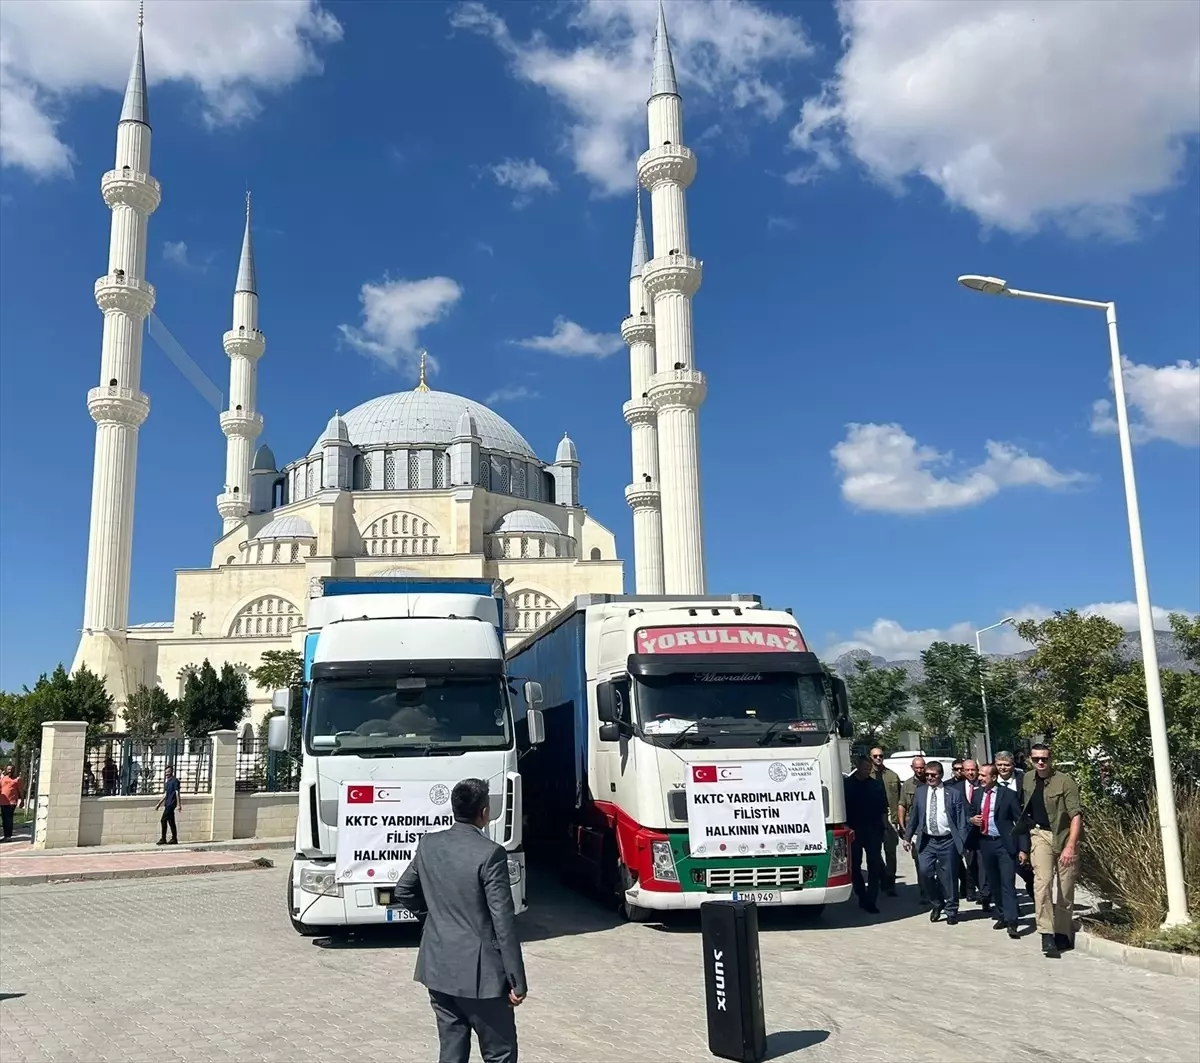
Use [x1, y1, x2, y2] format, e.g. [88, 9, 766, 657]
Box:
[492, 509, 562, 535]
[555, 433, 578, 464]
[456, 408, 478, 439]
[320, 412, 350, 445]
[253, 515, 315, 540]
[251, 444, 277, 472]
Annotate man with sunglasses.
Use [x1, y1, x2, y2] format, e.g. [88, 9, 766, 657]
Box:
[897, 756, 928, 904]
[1020, 743, 1083, 958]
[868, 747, 902, 896]
[903, 760, 968, 924]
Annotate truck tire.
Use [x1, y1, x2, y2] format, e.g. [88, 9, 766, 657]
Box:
[617, 862, 654, 923]
[287, 866, 321, 937]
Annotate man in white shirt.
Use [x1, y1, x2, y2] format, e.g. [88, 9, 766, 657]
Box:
[903, 761, 968, 925]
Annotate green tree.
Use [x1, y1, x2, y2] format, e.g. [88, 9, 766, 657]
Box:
[123, 684, 179, 745]
[250, 649, 303, 699]
[251, 649, 304, 788]
[912, 641, 982, 752]
[981, 655, 1035, 751]
[843, 659, 917, 751]
[178, 660, 249, 738]
[65, 665, 115, 733]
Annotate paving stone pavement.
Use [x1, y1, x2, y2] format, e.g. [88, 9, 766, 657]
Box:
[1, 863, 1197, 1063]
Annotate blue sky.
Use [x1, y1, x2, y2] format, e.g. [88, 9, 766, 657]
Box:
[1, 0, 1197, 689]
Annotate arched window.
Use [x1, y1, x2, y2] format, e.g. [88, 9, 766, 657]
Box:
[362, 510, 440, 558]
[498, 462, 510, 493]
[507, 590, 559, 634]
[352, 454, 366, 490]
[476, 458, 491, 490]
[229, 596, 302, 638]
[590, 547, 602, 561]
[240, 722, 255, 752]
[513, 464, 526, 497]
[177, 664, 199, 699]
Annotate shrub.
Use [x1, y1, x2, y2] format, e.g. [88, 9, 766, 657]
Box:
[1078, 787, 1200, 947]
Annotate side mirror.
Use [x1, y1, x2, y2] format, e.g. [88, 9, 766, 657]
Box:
[527, 708, 545, 746]
[523, 680, 544, 712]
[598, 722, 620, 743]
[596, 683, 615, 724]
[272, 688, 292, 714]
[266, 714, 291, 753]
[830, 675, 853, 738]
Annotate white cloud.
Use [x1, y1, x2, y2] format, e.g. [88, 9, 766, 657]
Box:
[338, 276, 463, 377]
[832, 422, 1086, 514]
[0, 0, 341, 178]
[451, 0, 811, 196]
[513, 317, 623, 359]
[1091, 357, 1200, 446]
[790, 0, 1200, 235]
[826, 601, 1192, 661]
[487, 158, 556, 206]
[486, 385, 539, 405]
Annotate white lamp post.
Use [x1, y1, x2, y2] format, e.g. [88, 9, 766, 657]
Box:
[975, 617, 1016, 764]
[958, 274, 1190, 928]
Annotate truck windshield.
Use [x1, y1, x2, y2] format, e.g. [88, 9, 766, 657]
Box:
[306, 676, 512, 755]
[634, 671, 831, 740]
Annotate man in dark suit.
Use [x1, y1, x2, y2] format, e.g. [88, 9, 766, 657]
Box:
[969, 762, 1026, 938]
[995, 750, 1034, 899]
[903, 760, 968, 924]
[393, 778, 528, 1063]
[844, 754, 889, 914]
[946, 758, 981, 903]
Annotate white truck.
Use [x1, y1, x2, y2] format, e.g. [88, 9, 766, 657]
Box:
[506, 594, 855, 921]
[267, 576, 544, 935]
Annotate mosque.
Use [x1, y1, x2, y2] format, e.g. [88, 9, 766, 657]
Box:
[73, 4, 709, 727]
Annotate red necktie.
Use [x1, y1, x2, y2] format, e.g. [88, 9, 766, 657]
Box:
[980, 789, 993, 836]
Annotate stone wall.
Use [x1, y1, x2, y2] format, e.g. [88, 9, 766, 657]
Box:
[233, 792, 297, 840]
[78, 795, 215, 846]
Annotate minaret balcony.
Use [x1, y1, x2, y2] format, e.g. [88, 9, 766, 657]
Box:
[87, 384, 150, 427]
[647, 368, 707, 411]
[621, 315, 656, 346]
[220, 410, 264, 439]
[216, 491, 250, 521]
[94, 273, 155, 317]
[101, 168, 162, 214]
[642, 254, 702, 298]
[637, 144, 697, 191]
[622, 399, 657, 427]
[223, 328, 267, 359]
[625, 482, 661, 510]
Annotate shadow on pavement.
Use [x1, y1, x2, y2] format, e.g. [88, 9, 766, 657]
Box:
[0, 992, 27, 1002]
[765, 1030, 830, 1058]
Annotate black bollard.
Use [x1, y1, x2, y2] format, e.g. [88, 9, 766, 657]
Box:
[700, 899, 767, 1063]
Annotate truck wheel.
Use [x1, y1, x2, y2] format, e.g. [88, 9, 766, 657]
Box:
[617, 862, 654, 923]
[287, 866, 321, 937]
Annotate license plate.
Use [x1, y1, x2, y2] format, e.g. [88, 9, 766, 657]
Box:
[731, 890, 781, 905]
[385, 906, 418, 923]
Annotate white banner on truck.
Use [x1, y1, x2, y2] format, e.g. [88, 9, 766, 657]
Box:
[685, 760, 827, 859]
[334, 781, 455, 884]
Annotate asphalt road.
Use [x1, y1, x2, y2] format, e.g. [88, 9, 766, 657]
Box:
[1, 862, 1197, 1062]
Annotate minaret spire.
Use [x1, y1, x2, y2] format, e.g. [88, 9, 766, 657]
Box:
[415, 350, 431, 392]
[622, 188, 665, 593]
[218, 194, 267, 531]
[650, 0, 678, 99]
[639, 0, 706, 594]
[74, 7, 162, 705]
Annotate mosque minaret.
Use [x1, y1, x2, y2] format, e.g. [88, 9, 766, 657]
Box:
[637, 1, 707, 595]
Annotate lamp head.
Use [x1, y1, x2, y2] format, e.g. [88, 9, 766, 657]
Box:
[1001, 615, 1017, 625]
[958, 274, 1009, 295]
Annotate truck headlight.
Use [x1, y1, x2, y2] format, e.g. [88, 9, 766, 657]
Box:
[829, 834, 849, 878]
[650, 840, 678, 882]
[507, 858, 522, 883]
[298, 867, 341, 897]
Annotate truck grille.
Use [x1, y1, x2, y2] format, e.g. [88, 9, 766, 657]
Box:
[705, 865, 816, 889]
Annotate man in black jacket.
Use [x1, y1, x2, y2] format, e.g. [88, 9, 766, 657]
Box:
[845, 754, 889, 914]
[970, 762, 1027, 938]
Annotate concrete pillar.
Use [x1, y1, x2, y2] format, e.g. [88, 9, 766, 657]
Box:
[32, 721, 89, 850]
[208, 729, 238, 842]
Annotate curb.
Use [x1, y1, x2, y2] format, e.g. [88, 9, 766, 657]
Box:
[0, 857, 274, 887]
[1076, 929, 1200, 979]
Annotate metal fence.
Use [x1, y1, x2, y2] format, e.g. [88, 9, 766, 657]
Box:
[235, 738, 302, 793]
[82, 735, 212, 797]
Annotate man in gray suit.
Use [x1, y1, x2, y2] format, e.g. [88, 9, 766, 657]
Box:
[393, 778, 528, 1063]
[903, 760, 969, 925]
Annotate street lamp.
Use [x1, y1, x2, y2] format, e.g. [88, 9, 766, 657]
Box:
[976, 617, 1017, 764]
[958, 273, 1190, 927]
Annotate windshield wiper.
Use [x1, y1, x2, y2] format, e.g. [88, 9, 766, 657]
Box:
[756, 720, 806, 746]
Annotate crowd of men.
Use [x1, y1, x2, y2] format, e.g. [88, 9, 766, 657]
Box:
[844, 743, 1083, 958]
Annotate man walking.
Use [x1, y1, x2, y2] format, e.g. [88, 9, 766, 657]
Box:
[904, 761, 968, 924]
[0, 765, 22, 841]
[996, 750, 1034, 899]
[970, 763, 1025, 939]
[845, 754, 888, 914]
[154, 765, 181, 845]
[394, 778, 527, 1063]
[948, 759, 981, 903]
[898, 756, 928, 903]
[868, 747, 902, 896]
[1020, 744, 1083, 958]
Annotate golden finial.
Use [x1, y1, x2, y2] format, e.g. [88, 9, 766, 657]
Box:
[138, 1, 145, 29]
[415, 350, 430, 392]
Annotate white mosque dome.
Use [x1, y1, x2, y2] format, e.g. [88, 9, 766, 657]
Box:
[309, 390, 536, 459]
[492, 510, 562, 535]
[253, 515, 315, 540]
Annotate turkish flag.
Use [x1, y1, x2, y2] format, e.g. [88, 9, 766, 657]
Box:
[692, 766, 718, 783]
[346, 785, 374, 804]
